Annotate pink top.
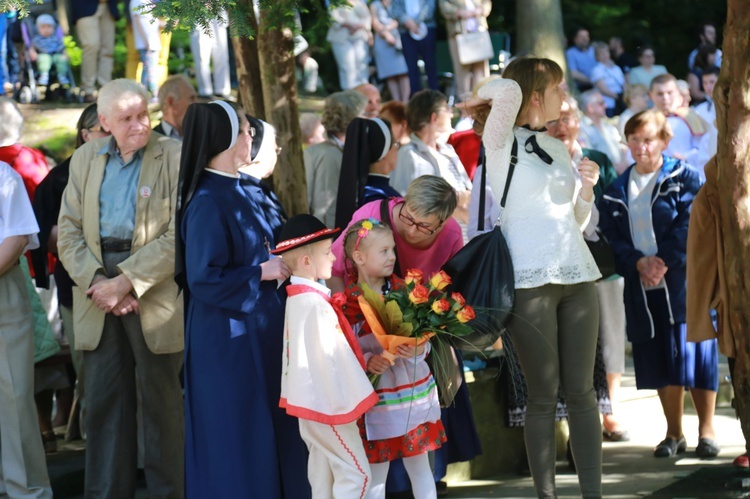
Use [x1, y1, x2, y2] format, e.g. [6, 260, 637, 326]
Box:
[332, 198, 464, 278]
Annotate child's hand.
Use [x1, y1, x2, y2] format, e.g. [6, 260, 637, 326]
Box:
[367, 355, 391, 375]
[395, 343, 424, 359]
[29, 48, 37, 61]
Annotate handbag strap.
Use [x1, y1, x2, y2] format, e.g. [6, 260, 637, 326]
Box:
[477, 137, 517, 230]
[500, 137, 519, 208]
[380, 198, 403, 278]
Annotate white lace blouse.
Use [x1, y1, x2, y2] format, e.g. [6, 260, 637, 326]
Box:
[477, 78, 601, 289]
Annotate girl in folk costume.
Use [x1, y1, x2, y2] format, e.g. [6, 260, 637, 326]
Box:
[341, 219, 446, 499]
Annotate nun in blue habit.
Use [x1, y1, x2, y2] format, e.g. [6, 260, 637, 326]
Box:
[175, 101, 309, 498]
[239, 116, 312, 499]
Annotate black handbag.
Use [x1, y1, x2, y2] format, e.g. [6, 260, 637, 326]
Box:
[442, 139, 518, 353]
[585, 229, 617, 280]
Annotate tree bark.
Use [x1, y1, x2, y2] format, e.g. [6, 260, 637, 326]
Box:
[515, 0, 567, 72]
[230, 1, 265, 119]
[715, 0, 750, 449]
[256, 11, 308, 216]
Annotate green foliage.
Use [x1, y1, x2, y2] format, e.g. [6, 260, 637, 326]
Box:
[63, 35, 81, 68]
[0, 0, 41, 18]
[489, 0, 727, 78]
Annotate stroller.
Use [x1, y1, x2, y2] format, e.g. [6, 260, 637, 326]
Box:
[12, 0, 77, 103]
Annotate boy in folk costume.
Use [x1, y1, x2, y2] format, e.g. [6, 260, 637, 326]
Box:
[273, 214, 378, 499]
[649, 73, 710, 167]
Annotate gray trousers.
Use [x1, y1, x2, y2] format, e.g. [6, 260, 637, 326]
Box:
[83, 251, 184, 499]
[0, 265, 52, 498]
[508, 282, 602, 499]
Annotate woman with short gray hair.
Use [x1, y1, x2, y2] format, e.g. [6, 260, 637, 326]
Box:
[304, 90, 367, 227]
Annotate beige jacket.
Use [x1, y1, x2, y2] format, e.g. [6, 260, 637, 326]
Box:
[57, 133, 184, 354]
[438, 0, 491, 37]
[686, 158, 733, 357]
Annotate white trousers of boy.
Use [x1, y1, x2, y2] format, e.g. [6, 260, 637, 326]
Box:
[298, 419, 371, 499]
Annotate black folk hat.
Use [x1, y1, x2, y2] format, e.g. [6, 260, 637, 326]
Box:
[271, 214, 340, 255]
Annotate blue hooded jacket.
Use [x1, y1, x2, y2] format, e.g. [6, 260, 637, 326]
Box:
[598, 155, 703, 343]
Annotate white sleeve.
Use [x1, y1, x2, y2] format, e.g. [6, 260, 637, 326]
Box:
[0, 166, 39, 251]
[477, 78, 522, 208]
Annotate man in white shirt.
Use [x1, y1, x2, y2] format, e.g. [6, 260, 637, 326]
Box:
[694, 67, 719, 127]
[650, 73, 709, 167]
[578, 89, 628, 173]
[694, 67, 719, 172]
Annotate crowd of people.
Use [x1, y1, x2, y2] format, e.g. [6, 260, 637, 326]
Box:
[0, 6, 743, 499]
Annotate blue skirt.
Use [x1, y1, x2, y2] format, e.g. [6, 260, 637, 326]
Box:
[632, 290, 718, 391]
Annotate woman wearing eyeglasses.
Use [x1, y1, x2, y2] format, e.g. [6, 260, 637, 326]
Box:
[328, 175, 482, 497]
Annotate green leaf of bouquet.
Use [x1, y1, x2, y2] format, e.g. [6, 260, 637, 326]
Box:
[384, 300, 404, 334]
[395, 322, 413, 336]
[402, 308, 415, 322]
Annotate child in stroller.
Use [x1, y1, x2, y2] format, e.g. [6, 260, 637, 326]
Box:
[29, 14, 69, 87]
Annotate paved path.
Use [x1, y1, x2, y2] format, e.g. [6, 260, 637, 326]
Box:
[444, 357, 746, 498]
[51, 358, 746, 498]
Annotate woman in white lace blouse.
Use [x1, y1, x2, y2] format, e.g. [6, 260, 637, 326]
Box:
[471, 58, 603, 498]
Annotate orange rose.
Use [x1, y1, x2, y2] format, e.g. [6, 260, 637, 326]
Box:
[456, 306, 476, 323]
[431, 298, 451, 315]
[405, 268, 424, 285]
[429, 270, 451, 291]
[409, 283, 429, 305]
[451, 292, 466, 307]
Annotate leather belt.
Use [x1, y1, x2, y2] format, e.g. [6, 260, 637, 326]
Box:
[100, 238, 132, 253]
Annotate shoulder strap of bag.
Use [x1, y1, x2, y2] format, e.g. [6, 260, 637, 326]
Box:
[380, 198, 403, 277]
[478, 149, 487, 231]
[500, 137, 519, 208]
[478, 137, 518, 231]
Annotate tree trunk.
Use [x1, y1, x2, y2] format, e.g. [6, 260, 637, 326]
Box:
[256, 11, 308, 216]
[515, 0, 567, 72]
[230, 2, 265, 119]
[715, 0, 750, 449]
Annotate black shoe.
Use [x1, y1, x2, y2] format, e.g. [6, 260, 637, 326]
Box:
[654, 436, 687, 457]
[695, 437, 720, 458]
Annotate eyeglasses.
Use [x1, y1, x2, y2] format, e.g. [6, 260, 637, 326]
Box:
[398, 203, 442, 235]
[87, 126, 108, 134]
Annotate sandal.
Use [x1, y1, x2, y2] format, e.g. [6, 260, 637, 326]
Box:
[653, 436, 686, 457]
[42, 431, 57, 454]
[603, 428, 631, 442]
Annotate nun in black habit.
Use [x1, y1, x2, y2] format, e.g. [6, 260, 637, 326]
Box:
[334, 116, 400, 229]
[176, 101, 308, 498]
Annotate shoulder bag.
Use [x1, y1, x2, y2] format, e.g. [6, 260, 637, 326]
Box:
[442, 138, 518, 353]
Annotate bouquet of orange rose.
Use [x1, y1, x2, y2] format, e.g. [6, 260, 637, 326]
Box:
[357, 268, 476, 405]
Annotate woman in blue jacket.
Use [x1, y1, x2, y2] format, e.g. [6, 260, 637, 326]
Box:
[599, 109, 719, 459]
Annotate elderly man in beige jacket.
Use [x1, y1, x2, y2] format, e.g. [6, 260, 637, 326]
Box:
[58, 79, 184, 499]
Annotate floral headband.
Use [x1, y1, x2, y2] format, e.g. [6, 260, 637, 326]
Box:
[355, 218, 381, 251]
